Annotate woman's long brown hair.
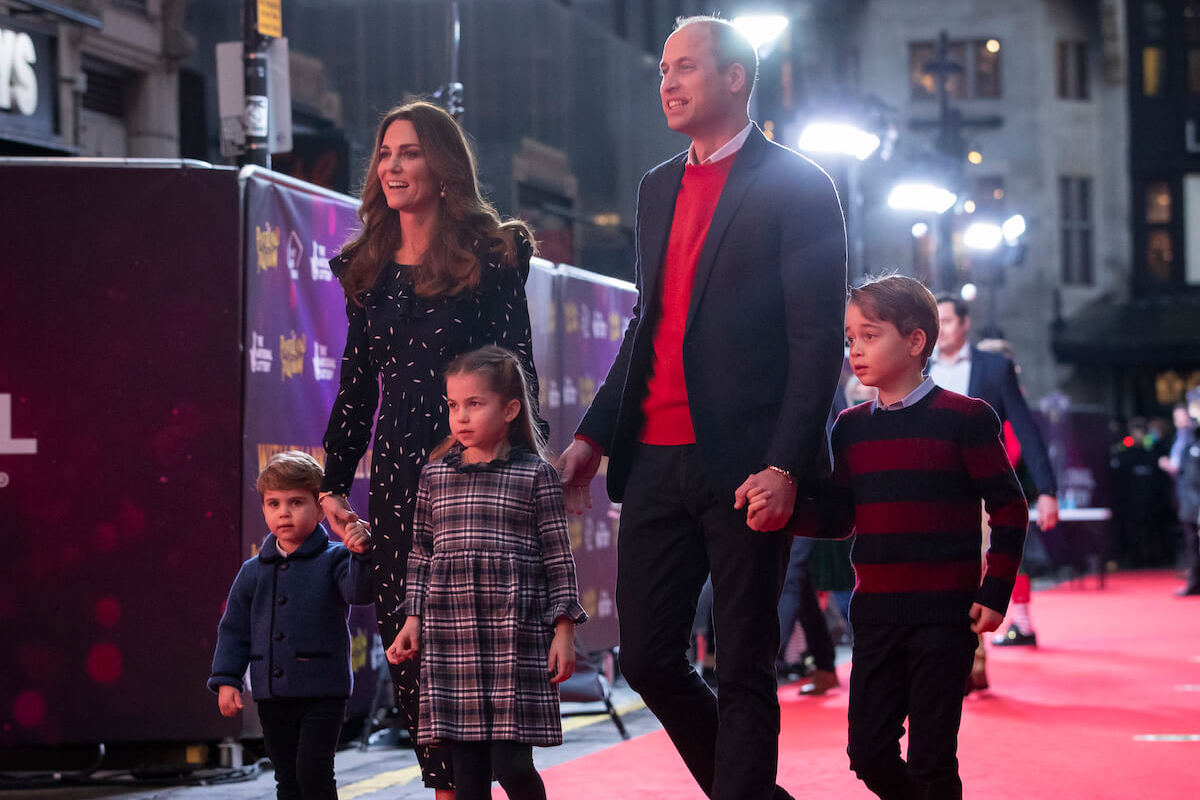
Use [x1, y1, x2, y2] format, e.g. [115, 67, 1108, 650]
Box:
[338, 101, 535, 301]
[430, 345, 548, 463]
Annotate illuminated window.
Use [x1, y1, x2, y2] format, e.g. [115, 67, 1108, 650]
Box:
[1144, 47, 1165, 96]
[1147, 229, 1174, 284]
[909, 39, 997, 100]
[1146, 182, 1171, 224]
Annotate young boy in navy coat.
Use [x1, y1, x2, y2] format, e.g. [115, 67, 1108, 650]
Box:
[209, 451, 374, 800]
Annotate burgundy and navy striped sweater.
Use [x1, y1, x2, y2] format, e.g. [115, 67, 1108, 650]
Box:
[794, 386, 1029, 626]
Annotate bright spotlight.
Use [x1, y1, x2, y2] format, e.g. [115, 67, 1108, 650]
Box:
[731, 15, 790, 51]
[911, 222, 929, 238]
[963, 221, 1004, 251]
[1002, 214, 1027, 244]
[798, 122, 881, 161]
[887, 182, 958, 214]
[960, 283, 978, 302]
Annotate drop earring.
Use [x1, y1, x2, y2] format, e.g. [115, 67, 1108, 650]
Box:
[439, 182, 446, 198]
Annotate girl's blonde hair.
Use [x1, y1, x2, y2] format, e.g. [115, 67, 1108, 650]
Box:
[431, 345, 547, 462]
[338, 100, 535, 302]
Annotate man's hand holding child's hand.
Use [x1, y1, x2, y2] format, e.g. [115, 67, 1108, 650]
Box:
[218, 685, 243, 717]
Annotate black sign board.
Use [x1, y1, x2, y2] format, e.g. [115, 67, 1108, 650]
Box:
[0, 20, 61, 150]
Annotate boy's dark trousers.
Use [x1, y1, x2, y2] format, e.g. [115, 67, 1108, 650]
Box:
[257, 697, 347, 800]
[846, 622, 977, 800]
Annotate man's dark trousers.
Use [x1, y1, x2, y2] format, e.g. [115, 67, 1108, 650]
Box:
[616, 443, 793, 800]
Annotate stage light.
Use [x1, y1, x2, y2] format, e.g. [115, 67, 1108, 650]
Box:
[798, 121, 881, 161]
[731, 15, 790, 52]
[960, 283, 978, 302]
[1002, 214, 1027, 244]
[887, 182, 957, 214]
[911, 222, 929, 237]
[963, 221, 1004, 251]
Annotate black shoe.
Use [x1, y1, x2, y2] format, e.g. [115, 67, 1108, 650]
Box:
[1175, 585, 1200, 597]
[992, 627, 1037, 647]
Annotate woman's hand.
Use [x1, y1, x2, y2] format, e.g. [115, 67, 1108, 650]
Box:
[387, 618, 421, 664]
[547, 619, 576, 684]
[321, 493, 356, 540]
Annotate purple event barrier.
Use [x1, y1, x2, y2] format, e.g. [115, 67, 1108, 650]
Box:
[0, 162, 626, 746]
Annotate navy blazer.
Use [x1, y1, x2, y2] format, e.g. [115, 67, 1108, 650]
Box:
[209, 525, 373, 701]
[577, 127, 847, 500]
[966, 347, 1058, 497]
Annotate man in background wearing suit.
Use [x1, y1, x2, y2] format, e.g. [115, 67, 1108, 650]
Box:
[557, 16, 846, 800]
[931, 296, 1059, 666]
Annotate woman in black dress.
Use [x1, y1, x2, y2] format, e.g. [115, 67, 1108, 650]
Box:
[319, 101, 541, 798]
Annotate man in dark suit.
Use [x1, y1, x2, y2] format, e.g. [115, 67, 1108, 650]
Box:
[931, 296, 1058, 655]
[556, 16, 845, 800]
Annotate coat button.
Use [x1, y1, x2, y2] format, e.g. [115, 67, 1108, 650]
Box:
[273, 632, 285, 641]
[272, 668, 283, 678]
[280, 562, 290, 571]
[277, 596, 287, 605]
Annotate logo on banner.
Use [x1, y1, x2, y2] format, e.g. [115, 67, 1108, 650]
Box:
[0, 394, 36, 456]
[310, 241, 334, 282]
[255, 224, 280, 272]
[286, 230, 303, 280]
[562, 377, 578, 406]
[249, 332, 273, 373]
[280, 331, 307, 380]
[311, 342, 336, 381]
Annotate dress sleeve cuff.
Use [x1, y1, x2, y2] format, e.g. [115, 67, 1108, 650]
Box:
[544, 600, 589, 626]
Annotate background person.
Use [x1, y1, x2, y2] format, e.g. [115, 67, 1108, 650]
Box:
[319, 101, 543, 798]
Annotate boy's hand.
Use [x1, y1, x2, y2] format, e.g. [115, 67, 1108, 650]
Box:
[386, 618, 421, 664]
[734, 469, 796, 531]
[969, 603, 1005, 634]
[547, 625, 576, 684]
[343, 519, 373, 554]
[218, 685, 243, 717]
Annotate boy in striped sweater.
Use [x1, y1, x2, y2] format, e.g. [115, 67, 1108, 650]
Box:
[755, 275, 1028, 799]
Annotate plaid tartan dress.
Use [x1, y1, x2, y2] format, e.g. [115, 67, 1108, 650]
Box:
[401, 445, 588, 745]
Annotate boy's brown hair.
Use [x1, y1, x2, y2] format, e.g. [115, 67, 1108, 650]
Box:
[257, 451, 324, 500]
[849, 274, 939, 366]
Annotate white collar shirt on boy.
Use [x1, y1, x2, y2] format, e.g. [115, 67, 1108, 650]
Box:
[873, 376, 936, 413]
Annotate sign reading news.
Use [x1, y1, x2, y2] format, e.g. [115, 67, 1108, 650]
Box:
[0, 21, 61, 148]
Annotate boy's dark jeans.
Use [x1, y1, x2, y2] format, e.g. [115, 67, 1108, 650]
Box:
[847, 622, 977, 800]
[257, 697, 347, 800]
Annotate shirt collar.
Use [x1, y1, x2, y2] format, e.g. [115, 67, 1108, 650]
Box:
[873, 377, 937, 413]
[688, 122, 754, 166]
[932, 345, 971, 367]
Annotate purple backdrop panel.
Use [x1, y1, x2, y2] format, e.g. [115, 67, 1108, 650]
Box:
[0, 164, 243, 745]
[240, 173, 383, 725]
[526, 259, 562, 454]
[554, 267, 636, 651]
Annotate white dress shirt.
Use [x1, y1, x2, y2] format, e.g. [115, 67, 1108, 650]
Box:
[929, 346, 972, 396]
[687, 122, 755, 165]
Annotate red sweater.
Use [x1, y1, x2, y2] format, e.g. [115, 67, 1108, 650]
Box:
[793, 387, 1029, 625]
[639, 154, 737, 445]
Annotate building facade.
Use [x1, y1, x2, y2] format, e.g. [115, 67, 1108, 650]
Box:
[813, 0, 1132, 406]
[0, 1, 190, 157]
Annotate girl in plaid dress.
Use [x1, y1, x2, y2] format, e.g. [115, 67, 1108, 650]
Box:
[387, 346, 587, 800]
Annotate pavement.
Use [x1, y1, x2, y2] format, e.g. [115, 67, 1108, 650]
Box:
[2, 684, 660, 799]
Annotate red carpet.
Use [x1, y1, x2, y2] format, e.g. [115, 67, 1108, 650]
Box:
[536, 571, 1200, 799]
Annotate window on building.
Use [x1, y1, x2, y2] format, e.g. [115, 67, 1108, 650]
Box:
[112, 0, 148, 14]
[82, 60, 131, 118]
[909, 39, 998, 100]
[1185, 174, 1200, 284]
[1146, 182, 1172, 224]
[1144, 1, 1166, 40]
[1056, 42, 1090, 99]
[1060, 176, 1093, 285]
[1143, 47, 1166, 95]
[1147, 229, 1174, 284]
